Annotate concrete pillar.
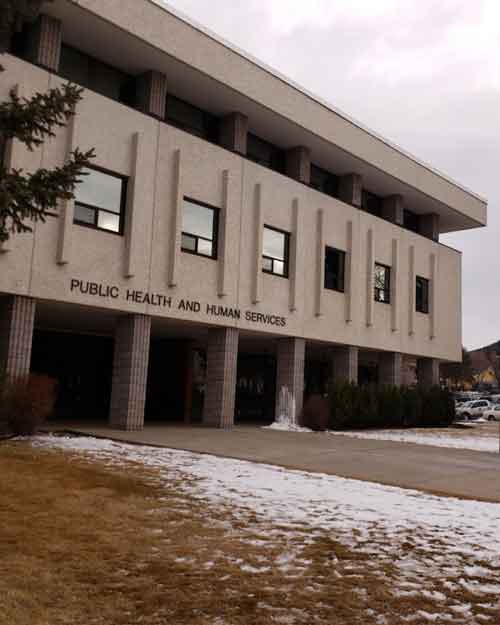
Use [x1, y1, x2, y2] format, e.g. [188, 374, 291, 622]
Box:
[419, 213, 440, 242]
[332, 346, 358, 384]
[26, 14, 62, 72]
[417, 358, 440, 388]
[203, 327, 239, 429]
[338, 173, 363, 208]
[285, 146, 311, 185]
[109, 314, 151, 431]
[0, 295, 36, 380]
[379, 351, 403, 386]
[382, 195, 404, 226]
[219, 112, 248, 155]
[135, 71, 168, 119]
[275, 337, 305, 421]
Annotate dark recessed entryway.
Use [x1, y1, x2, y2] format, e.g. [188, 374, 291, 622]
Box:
[31, 330, 113, 420]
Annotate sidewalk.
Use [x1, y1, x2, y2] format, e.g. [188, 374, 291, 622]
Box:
[49, 422, 500, 503]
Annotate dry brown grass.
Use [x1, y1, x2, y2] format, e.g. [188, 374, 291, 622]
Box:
[0, 439, 498, 625]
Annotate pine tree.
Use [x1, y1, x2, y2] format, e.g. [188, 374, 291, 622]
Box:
[0, 0, 94, 243]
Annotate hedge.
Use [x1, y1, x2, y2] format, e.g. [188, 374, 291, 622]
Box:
[302, 383, 455, 431]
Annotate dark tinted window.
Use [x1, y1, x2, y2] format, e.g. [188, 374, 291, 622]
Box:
[362, 190, 382, 217]
[310, 165, 339, 198]
[247, 134, 285, 173]
[416, 276, 429, 313]
[166, 95, 219, 143]
[324, 247, 345, 292]
[59, 45, 132, 104]
[404, 209, 420, 233]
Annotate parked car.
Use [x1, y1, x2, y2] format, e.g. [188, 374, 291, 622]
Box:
[455, 399, 492, 420]
[483, 403, 500, 422]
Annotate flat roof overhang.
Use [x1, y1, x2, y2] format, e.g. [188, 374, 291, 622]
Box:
[44, 0, 487, 234]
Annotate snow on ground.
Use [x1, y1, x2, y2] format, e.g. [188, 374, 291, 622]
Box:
[331, 424, 500, 453]
[32, 434, 500, 624]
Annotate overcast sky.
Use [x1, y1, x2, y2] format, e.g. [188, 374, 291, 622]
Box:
[164, 0, 499, 350]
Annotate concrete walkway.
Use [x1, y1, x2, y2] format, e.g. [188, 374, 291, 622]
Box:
[49, 422, 500, 503]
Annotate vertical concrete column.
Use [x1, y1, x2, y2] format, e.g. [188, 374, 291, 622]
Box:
[219, 112, 248, 155]
[338, 173, 363, 207]
[203, 327, 239, 429]
[26, 14, 62, 72]
[275, 338, 305, 421]
[0, 295, 36, 380]
[332, 346, 358, 384]
[135, 71, 168, 119]
[109, 315, 151, 431]
[419, 213, 440, 242]
[285, 146, 311, 185]
[417, 358, 440, 388]
[379, 351, 403, 386]
[382, 195, 404, 226]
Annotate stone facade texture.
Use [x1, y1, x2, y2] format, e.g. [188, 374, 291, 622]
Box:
[275, 337, 305, 421]
[26, 15, 62, 72]
[109, 314, 151, 431]
[219, 112, 248, 155]
[339, 173, 363, 208]
[285, 146, 311, 185]
[203, 327, 239, 428]
[332, 345, 358, 384]
[0, 295, 36, 380]
[136, 71, 168, 119]
[379, 351, 403, 386]
[382, 195, 404, 226]
[417, 357, 440, 388]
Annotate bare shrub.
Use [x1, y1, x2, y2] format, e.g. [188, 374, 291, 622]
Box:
[301, 394, 330, 431]
[1, 374, 57, 435]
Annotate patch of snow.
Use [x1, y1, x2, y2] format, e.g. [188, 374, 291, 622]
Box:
[263, 422, 313, 433]
[31, 434, 500, 625]
[330, 428, 499, 453]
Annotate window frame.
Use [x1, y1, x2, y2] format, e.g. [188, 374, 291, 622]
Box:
[374, 262, 391, 304]
[73, 165, 128, 236]
[324, 246, 346, 293]
[181, 196, 219, 260]
[415, 275, 430, 314]
[262, 224, 290, 278]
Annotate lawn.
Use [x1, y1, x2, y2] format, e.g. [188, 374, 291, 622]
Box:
[1, 435, 499, 625]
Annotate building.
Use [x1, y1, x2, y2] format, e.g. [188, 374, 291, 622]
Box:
[0, 0, 487, 430]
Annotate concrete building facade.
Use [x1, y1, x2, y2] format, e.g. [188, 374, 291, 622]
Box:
[0, 0, 487, 429]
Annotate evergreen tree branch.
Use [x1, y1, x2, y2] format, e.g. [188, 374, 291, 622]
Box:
[0, 147, 95, 242]
[0, 83, 83, 149]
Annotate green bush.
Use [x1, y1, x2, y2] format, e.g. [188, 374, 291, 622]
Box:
[327, 382, 455, 430]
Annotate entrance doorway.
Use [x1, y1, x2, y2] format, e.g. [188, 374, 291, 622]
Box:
[31, 330, 113, 419]
[235, 354, 276, 424]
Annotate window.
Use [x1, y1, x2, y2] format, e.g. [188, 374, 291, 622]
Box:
[181, 198, 218, 259]
[59, 45, 133, 104]
[247, 134, 285, 174]
[374, 263, 391, 303]
[416, 276, 429, 313]
[310, 165, 339, 198]
[404, 209, 420, 233]
[166, 95, 219, 143]
[262, 226, 289, 277]
[362, 190, 382, 217]
[324, 247, 346, 292]
[74, 167, 127, 234]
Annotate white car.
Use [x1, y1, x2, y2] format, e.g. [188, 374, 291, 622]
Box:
[483, 403, 500, 422]
[455, 400, 492, 420]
